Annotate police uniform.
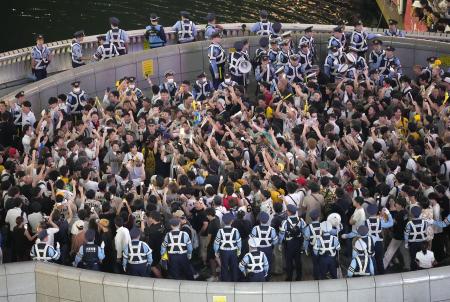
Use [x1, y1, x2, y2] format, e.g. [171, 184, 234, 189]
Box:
[250, 212, 277, 278]
[214, 213, 242, 282]
[31, 35, 51, 81]
[228, 41, 247, 86]
[298, 26, 316, 61]
[124, 77, 144, 100]
[173, 11, 196, 43]
[405, 207, 428, 270]
[123, 228, 153, 276]
[251, 10, 274, 36]
[350, 26, 369, 55]
[348, 239, 374, 277]
[279, 205, 305, 281]
[298, 47, 312, 72]
[10, 92, 24, 136]
[75, 242, 104, 271]
[30, 232, 60, 262]
[328, 27, 344, 54]
[218, 74, 237, 90]
[205, 13, 220, 40]
[285, 55, 304, 84]
[313, 222, 340, 279]
[93, 36, 119, 61]
[276, 48, 292, 67]
[368, 39, 385, 70]
[239, 238, 269, 282]
[208, 33, 227, 89]
[145, 14, 167, 48]
[106, 17, 129, 55]
[384, 19, 405, 37]
[160, 71, 178, 98]
[303, 210, 322, 280]
[352, 225, 377, 274]
[379, 46, 402, 76]
[324, 46, 344, 82]
[161, 219, 193, 280]
[66, 81, 88, 120]
[193, 72, 214, 101]
[255, 59, 275, 83]
[71, 31, 85, 68]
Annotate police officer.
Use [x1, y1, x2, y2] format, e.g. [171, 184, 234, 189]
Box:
[379, 46, 402, 76]
[255, 54, 275, 84]
[124, 77, 144, 100]
[324, 46, 344, 82]
[268, 38, 280, 65]
[279, 204, 305, 281]
[214, 212, 242, 282]
[218, 73, 237, 91]
[239, 237, 269, 282]
[313, 221, 341, 279]
[122, 227, 153, 276]
[71, 30, 86, 68]
[368, 39, 385, 70]
[327, 26, 344, 54]
[145, 14, 167, 49]
[160, 70, 178, 99]
[350, 20, 379, 56]
[93, 35, 119, 61]
[208, 31, 226, 89]
[276, 40, 292, 67]
[106, 17, 129, 55]
[31, 34, 52, 81]
[299, 26, 316, 61]
[66, 81, 88, 122]
[193, 72, 214, 101]
[250, 10, 274, 36]
[303, 209, 322, 280]
[285, 54, 304, 85]
[250, 212, 277, 278]
[298, 43, 313, 73]
[405, 206, 428, 271]
[384, 19, 405, 37]
[347, 239, 374, 277]
[74, 229, 105, 271]
[172, 11, 197, 44]
[30, 230, 60, 262]
[161, 218, 193, 280]
[205, 13, 224, 40]
[228, 40, 247, 86]
[364, 204, 393, 274]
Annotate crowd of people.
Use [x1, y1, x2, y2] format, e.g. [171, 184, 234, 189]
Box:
[411, 0, 450, 32]
[2, 9, 450, 282]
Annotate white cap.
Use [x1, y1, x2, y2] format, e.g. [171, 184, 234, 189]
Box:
[327, 213, 342, 227]
[346, 52, 357, 64]
[338, 64, 349, 73]
[248, 237, 260, 248]
[412, 0, 423, 7]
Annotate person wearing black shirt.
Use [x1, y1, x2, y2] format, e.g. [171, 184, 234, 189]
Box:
[232, 210, 252, 259]
[142, 210, 165, 278]
[384, 197, 409, 270]
[190, 200, 209, 266]
[206, 208, 220, 281]
[97, 219, 115, 273]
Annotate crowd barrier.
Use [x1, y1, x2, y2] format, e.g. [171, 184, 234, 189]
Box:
[0, 23, 449, 86]
[1, 35, 449, 115]
[0, 261, 449, 302]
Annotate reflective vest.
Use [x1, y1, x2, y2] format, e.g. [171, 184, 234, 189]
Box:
[146, 25, 165, 48]
[167, 230, 188, 254]
[407, 219, 427, 242]
[97, 43, 117, 60]
[127, 241, 148, 264]
[318, 234, 337, 256]
[366, 217, 383, 240]
[82, 243, 100, 266]
[308, 222, 322, 245]
[32, 243, 52, 262]
[268, 49, 279, 64]
[208, 43, 226, 64]
[108, 28, 126, 51]
[285, 62, 303, 83]
[360, 236, 375, 257]
[228, 51, 244, 76]
[277, 50, 291, 66]
[32, 46, 50, 70]
[178, 20, 194, 43]
[71, 41, 82, 64]
[254, 225, 274, 248]
[68, 91, 87, 114]
[354, 254, 371, 276]
[299, 36, 315, 54]
[256, 21, 272, 36]
[299, 51, 312, 71]
[369, 50, 385, 68]
[247, 251, 265, 273]
[194, 81, 213, 101]
[218, 227, 239, 250]
[327, 36, 342, 51]
[350, 31, 368, 52]
[284, 216, 303, 241]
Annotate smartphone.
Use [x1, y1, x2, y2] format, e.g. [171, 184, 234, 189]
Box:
[106, 87, 111, 93]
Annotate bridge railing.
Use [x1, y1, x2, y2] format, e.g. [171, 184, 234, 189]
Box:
[0, 23, 449, 87]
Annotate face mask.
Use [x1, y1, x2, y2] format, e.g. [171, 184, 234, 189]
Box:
[73, 88, 81, 93]
[129, 84, 135, 89]
[332, 51, 339, 57]
[167, 78, 174, 84]
[202, 77, 207, 83]
[224, 78, 231, 84]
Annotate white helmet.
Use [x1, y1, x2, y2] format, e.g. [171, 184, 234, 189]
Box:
[327, 213, 342, 228]
[345, 52, 357, 64]
[320, 221, 333, 234]
[337, 64, 349, 74]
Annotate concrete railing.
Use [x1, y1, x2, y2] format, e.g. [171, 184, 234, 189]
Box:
[0, 261, 449, 302]
[1, 35, 449, 115]
[0, 23, 449, 87]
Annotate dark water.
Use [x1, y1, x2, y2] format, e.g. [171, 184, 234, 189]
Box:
[1, 0, 384, 53]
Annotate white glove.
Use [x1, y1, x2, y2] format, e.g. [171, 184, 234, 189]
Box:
[341, 234, 348, 239]
[101, 241, 105, 249]
[405, 243, 409, 249]
[237, 250, 241, 257]
[305, 249, 310, 256]
[278, 245, 283, 252]
[188, 254, 192, 260]
[56, 242, 60, 249]
[382, 207, 390, 216]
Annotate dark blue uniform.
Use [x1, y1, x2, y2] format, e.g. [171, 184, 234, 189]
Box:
[214, 226, 242, 282]
[279, 215, 306, 281]
[123, 240, 153, 276]
[161, 230, 193, 280]
[145, 25, 167, 48]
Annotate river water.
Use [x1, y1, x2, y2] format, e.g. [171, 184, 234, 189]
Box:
[1, 0, 383, 52]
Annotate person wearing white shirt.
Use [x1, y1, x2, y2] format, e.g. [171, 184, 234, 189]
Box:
[415, 243, 436, 269]
[20, 101, 36, 129]
[122, 143, 144, 165]
[22, 125, 34, 154]
[350, 197, 366, 232]
[114, 216, 131, 266]
[5, 202, 27, 232]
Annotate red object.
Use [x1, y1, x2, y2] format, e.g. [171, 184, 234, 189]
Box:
[8, 148, 17, 157]
[404, 0, 428, 32]
[296, 177, 307, 186]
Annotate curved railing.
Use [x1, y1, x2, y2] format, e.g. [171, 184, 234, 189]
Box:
[0, 23, 449, 87]
[0, 261, 449, 302]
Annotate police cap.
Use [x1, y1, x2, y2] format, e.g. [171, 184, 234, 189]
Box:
[15, 91, 25, 99]
[38, 230, 48, 241]
[388, 19, 398, 25]
[259, 36, 269, 48]
[333, 26, 343, 33]
[150, 13, 159, 21]
[287, 204, 298, 214]
[411, 206, 422, 218]
[36, 34, 44, 40]
[357, 225, 369, 236]
[233, 40, 244, 51]
[372, 39, 383, 45]
[261, 54, 269, 61]
[71, 81, 80, 87]
[206, 12, 216, 22]
[281, 30, 292, 38]
[97, 35, 106, 41]
[309, 209, 320, 220]
[222, 212, 235, 225]
[259, 10, 269, 18]
[289, 53, 300, 61]
[367, 203, 378, 216]
[259, 212, 270, 224]
[180, 11, 190, 18]
[85, 229, 95, 242]
[164, 70, 175, 77]
[280, 39, 290, 46]
[275, 66, 285, 75]
[210, 31, 221, 39]
[127, 76, 136, 83]
[169, 218, 180, 227]
[427, 56, 437, 63]
[197, 72, 207, 79]
[304, 26, 313, 32]
[130, 227, 141, 239]
[355, 20, 363, 26]
[109, 17, 120, 26]
[272, 22, 282, 32]
[385, 45, 395, 51]
[73, 30, 85, 38]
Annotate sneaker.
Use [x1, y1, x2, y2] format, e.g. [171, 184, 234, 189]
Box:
[206, 276, 218, 282]
[193, 273, 200, 280]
